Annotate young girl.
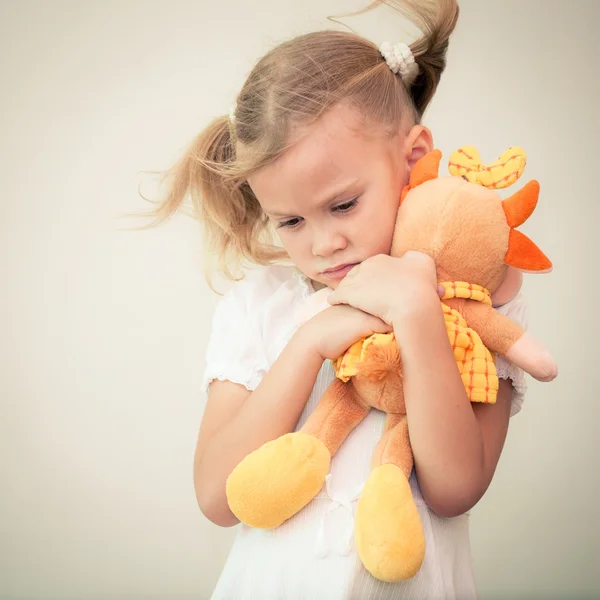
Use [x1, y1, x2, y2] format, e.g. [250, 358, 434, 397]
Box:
[152, 1, 528, 597]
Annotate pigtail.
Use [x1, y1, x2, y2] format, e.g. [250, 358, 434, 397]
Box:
[148, 116, 233, 225]
[375, 0, 458, 118]
[400, 0, 459, 117]
[327, 0, 458, 118]
[139, 116, 285, 283]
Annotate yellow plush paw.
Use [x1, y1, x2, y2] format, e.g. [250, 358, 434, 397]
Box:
[355, 464, 425, 582]
[226, 432, 330, 528]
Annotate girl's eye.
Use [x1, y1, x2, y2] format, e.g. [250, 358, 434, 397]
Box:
[332, 198, 358, 213]
[276, 198, 358, 229]
[278, 217, 303, 229]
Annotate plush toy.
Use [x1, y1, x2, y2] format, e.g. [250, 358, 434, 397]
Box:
[225, 147, 558, 582]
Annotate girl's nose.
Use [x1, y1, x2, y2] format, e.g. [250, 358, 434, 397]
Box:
[312, 229, 348, 257]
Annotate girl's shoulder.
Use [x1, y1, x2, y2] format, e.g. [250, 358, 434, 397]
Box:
[238, 262, 306, 289]
[221, 264, 313, 314]
[202, 265, 312, 393]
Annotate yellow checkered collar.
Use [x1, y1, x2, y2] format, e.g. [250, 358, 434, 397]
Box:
[439, 281, 492, 306]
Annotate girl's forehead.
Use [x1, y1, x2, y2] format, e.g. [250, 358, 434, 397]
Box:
[251, 106, 392, 198]
[289, 103, 378, 158]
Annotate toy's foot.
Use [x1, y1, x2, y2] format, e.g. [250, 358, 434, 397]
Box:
[226, 432, 330, 528]
[505, 334, 558, 382]
[355, 464, 425, 582]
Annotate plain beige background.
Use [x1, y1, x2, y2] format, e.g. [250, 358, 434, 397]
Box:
[1, 0, 598, 598]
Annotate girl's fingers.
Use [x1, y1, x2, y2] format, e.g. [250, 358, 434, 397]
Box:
[372, 320, 393, 333]
[327, 290, 343, 305]
[346, 263, 361, 278]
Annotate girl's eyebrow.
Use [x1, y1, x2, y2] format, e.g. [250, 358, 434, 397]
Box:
[265, 179, 360, 218]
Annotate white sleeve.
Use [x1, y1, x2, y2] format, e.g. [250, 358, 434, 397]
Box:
[200, 278, 270, 396]
[495, 292, 528, 417]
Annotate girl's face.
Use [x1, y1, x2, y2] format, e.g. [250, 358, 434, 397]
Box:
[248, 103, 432, 289]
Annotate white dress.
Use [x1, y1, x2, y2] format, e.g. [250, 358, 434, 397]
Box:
[201, 265, 528, 600]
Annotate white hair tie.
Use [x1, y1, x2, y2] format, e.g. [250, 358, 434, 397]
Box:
[379, 41, 419, 86]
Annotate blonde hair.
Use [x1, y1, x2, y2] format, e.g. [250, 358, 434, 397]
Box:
[141, 0, 459, 282]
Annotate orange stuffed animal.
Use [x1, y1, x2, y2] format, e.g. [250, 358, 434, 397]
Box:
[225, 148, 558, 582]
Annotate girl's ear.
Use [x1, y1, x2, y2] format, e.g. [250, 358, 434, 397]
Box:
[404, 125, 434, 169]
[491, 266, 523, 307]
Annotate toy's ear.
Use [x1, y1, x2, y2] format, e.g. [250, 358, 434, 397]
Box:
[400, 149, 442, 203]
[410, 149, 442, 187]
[491, 267, 523, 307]
[503, 180, 539, 227]
[505, 230, 553, 271]
[502, 179, 553, 272]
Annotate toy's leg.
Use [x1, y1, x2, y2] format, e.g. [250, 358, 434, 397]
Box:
[301, 378, 370, 455]
[355, 414, 426, 582]
[448, 299, 557, 382]
[370, 412, 413, 476]
[226, 379, 369, 529]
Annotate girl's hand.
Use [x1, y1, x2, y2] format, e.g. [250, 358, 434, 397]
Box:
[327, 252, 441, 326]
[299, 304, 392, 361]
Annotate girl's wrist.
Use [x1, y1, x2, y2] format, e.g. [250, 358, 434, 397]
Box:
[388, 285, 441, 328]
[293, 320, 328, 363]
[392, 296, 447, 364]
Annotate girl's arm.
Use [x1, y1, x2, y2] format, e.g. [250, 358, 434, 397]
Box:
[195, 305, 391, 527]
[396, 294, 512, 518]
[194, 328, 323, 527]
